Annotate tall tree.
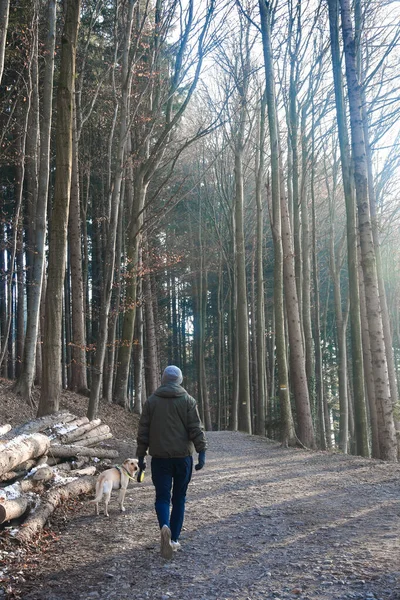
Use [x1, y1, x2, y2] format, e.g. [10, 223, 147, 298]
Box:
[16, 0, 56, 402]
[88, 0, 136, 419]
[39, 0, 81, 416]
[339, 0, 397, 461]
[0, 0, 9, 85]
[259, 0, 296, 447]
[327, 0, 369, 457]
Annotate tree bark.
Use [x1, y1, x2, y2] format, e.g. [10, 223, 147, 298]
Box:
[88, 0, 135, 419]
[3, 411, 75, 440]
[69, 423, 110, 443]
[339, 0, 397, 461]
[327, 0, 369, 457]
[0, 425, 11, 437]
[68, 103, 88, 393]
[143, 241, 159, 395]
[0, 0, 9, 85]
[0, 433, 50, 478]
[39, 0, 81, 416]
[255, 94, 267, 436]
[73, 433, 112, 447]
[15, 475, 96, 543]
[58, 419, 102, 444]
[114, 176, 147, 406]
[259, 0, 296, 447]
[0, 497, 29, 524]
[49, 446, 117, 459]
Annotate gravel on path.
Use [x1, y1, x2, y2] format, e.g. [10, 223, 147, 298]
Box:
[15, 431, 400, 600]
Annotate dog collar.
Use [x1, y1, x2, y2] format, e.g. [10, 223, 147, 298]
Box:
[119, 465, 137, 482]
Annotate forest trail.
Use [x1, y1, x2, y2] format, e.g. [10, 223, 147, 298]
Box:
[17, 431, 400, 600]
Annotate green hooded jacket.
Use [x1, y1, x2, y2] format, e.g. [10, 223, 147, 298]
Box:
[136, 383, 207, 458]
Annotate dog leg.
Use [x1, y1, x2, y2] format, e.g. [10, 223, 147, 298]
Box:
[119, 487, 127, 512]
[104, 488, 112, 517]
[94, 502, 99, 516]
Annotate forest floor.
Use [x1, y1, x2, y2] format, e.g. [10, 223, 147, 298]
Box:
[1, 380, 400, 600]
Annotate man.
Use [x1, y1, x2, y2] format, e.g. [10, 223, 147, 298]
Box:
[136, 365, 207, 559]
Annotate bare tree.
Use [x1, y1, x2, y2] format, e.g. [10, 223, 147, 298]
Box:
[16, 0, 57, 402]
[339, 0, 397, 460]
[259, 0, 297, 447]
[39, 0, 81, 416]
[0, 0, 9, 84]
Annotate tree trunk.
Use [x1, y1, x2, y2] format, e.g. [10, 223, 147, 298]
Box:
[311, 143, 326, 450]
[0, 425, 11, 437]
[114, 176, 148, 407]
[143, 240, 159, 395]
[359, 265, 380, 457]
[73, 432, 112, 446]
[0, 497, 29, 524]
[68, 102, 88, 393]
[133, 288, 144, 415]
[58, 419, 102, 444]
[300, 110, 314, 396]
[340, 0, 397, 461]
[0, 433, 50, 477]
[0, 68, 32, 372]
[327, 0, 369, 457]
[255, 95, 267, 436]
[15, 475, 96, 543]
[39, 0, 81, 416]
[3, 411, 75, 441]
[24, 5, 39, 316]
[259, 0, 296, 447]
[234, 86, 252, 434]
[49, 446, 117, 459]
[328, 171, 349, 453]
[88, 0, 135, 419]
[16, 201, 25, 379]
[0, 0, 9, 85]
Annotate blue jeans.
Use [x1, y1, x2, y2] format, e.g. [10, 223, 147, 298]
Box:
[151, 456, 193, 542]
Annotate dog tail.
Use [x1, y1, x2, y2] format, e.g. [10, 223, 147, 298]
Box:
[90, 475, 104, 504]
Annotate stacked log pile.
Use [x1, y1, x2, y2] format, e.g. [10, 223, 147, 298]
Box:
[0, 412, 119, 543]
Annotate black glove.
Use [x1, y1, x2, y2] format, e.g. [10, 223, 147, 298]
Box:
[195, 450, 205, 471]
[137, 456, 146, 482]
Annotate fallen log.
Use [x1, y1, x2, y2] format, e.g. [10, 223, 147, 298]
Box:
[0, 470, 19, 482]
[16, 475, 97, 543]
[33, 464, 96, 480]
[18, 480, 45, 494]
[70, 423, 110, 444]
[0, 497, 29, 524]
[46, 456, 62, 467]
[54, 462, 73, 472]
[0, 424, 12, 437]
[57, 419, 102, 445]
[32, 467, 55, 482]
[32, 461, 74, 480]
[70, 458, 88, 470]
[3, 412, 76, 441]
[0, 480, 45, 499]
[73, 433, 112, 447]
[17, 459, 38, 472]
[55, 416, 89, 433]
[72, 466, 96, 477]
[48, 445, 118, 459]
[0, 433, 50, 478]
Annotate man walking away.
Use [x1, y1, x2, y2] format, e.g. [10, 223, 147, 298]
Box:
[136, 365, 207, 559]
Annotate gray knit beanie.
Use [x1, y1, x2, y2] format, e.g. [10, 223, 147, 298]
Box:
[161, 365, 183, 385]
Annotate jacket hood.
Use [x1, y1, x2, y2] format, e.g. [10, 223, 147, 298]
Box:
[154, 383, 187, 398]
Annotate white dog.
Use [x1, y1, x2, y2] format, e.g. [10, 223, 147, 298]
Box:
[91, 458, 139, 517]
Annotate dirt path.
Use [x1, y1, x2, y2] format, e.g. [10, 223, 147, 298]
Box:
[15, 431, 400, 600]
